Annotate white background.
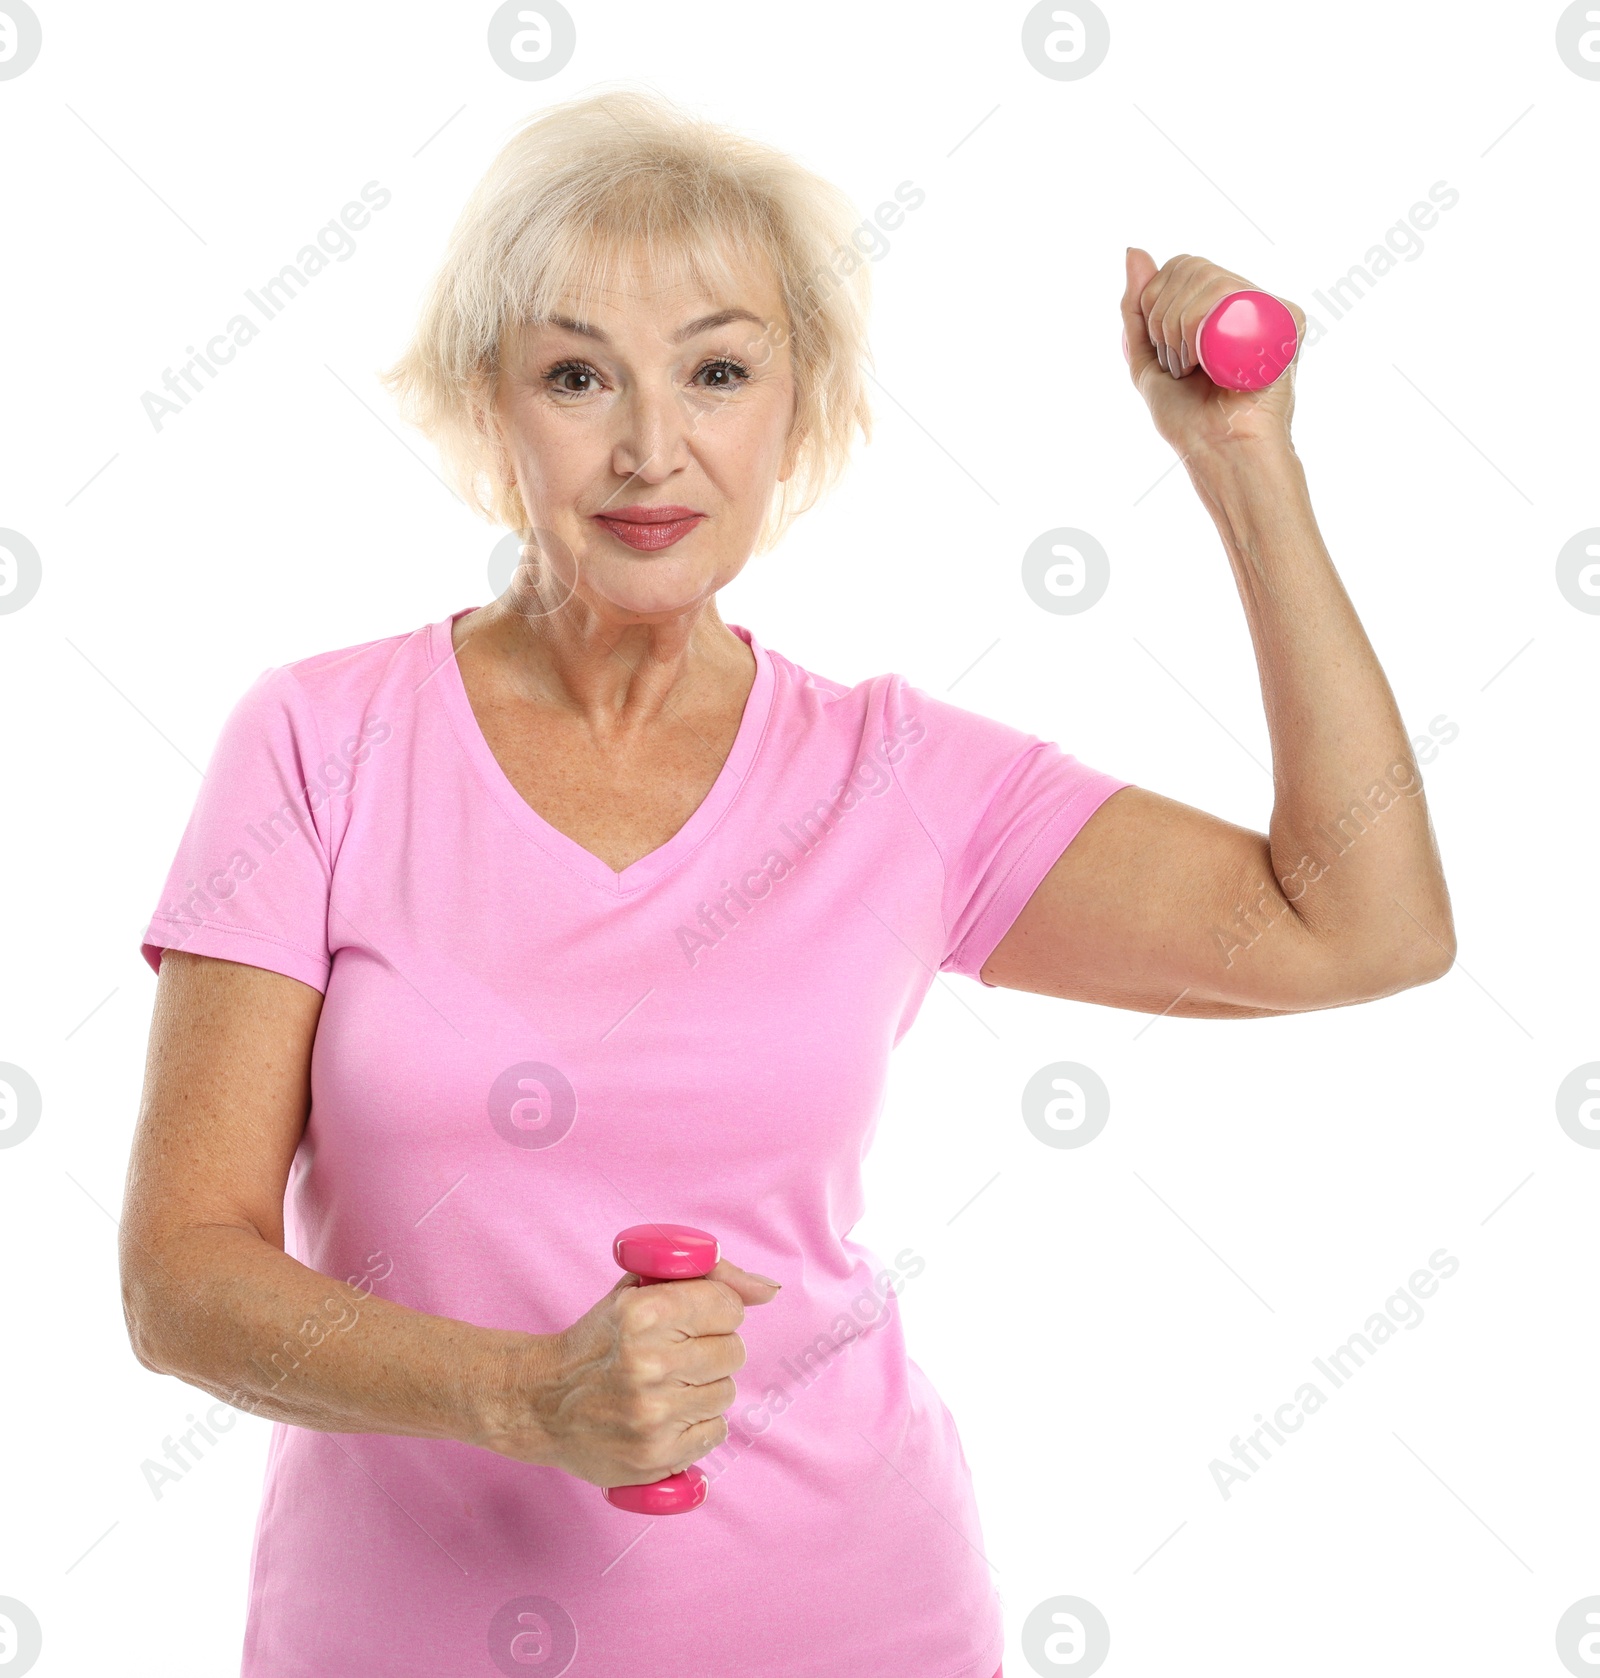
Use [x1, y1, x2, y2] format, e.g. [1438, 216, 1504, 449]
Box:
[2, 2, 1597, 1674]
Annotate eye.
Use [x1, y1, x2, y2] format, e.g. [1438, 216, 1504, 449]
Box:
[540, 355, 753, 398]
[543, 358, 601, 396]
[696, 356, 751, 390]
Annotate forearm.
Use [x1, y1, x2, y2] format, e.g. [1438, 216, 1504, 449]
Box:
[1184, 440, 1454, 976]
[122, 1221, 543, 1453]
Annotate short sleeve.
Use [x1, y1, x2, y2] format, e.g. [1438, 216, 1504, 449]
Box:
[884, 675, 1133, 985]
[140, 666, 335, 992]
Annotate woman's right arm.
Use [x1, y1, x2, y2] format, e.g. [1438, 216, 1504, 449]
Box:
[119, 950, 772, 1482]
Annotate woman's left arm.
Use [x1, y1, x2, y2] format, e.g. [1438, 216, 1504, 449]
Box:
[982, 249, 1455, 1017]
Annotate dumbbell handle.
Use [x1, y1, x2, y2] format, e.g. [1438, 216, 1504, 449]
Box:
[1125, 288, 1299, 391]
[599, 1223, 720, 1516]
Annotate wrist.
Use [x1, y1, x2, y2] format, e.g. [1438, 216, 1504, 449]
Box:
[1179, 440, 1320, 601]
[1183, 432, 1301, 485]
[457, 1329, 559, 1464]
[1184, 436, 1308, 527]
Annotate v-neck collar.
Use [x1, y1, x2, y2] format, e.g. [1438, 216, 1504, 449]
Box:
[430, 606, 775, 895]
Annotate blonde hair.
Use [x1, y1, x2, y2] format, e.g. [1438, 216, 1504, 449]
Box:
[381, 86, 875, 555]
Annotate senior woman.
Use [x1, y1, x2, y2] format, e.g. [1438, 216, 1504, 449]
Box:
[121, 89, 1454, 1678]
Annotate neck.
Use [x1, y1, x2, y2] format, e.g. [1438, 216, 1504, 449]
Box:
[451, 592, 750, 728]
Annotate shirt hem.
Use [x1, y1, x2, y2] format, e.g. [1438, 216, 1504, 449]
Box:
[944, 1622, 1006, 1678]
[953, 774, 1134, 985]
[142, 920, 331, 994]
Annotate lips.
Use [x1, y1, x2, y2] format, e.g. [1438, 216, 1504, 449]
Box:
[593, 505, 706, 552]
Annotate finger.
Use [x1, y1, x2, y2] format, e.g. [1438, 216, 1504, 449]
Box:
[1140, 253, 1197, 371]
[667, 1414, 734, 1474]
[1150, 259, 1226, 375]
[1120, 247, 1161, 379]
[669, 1365, 740, 1419]
[709, 1257, 783, 1303]
[672, 1336, 745, 1392]
[656, 1357, 740, 1444]
[1279, 296, 1308, 367]
[642, 1273, 761, 1339]
[598, 1411, 733, 1487]
[616, 1262, 776, 1328]
[1152, 270, 1218, 378]
[1169, 265, 1263, 379]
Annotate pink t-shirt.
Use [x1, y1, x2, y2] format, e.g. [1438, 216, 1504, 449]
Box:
[140, 607, 1131, 1678]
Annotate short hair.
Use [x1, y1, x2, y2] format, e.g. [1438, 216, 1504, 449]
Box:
[380, 86, 875, 555]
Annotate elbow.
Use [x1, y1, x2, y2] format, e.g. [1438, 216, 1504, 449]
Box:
[119, 1238, 182, 1376]
[1351, 927, 1457, 1002]
[121, 1278, 167, 1375]
[127, 1329, 168, 1376]
[1410, 939, 1457, 987]
[1290, 915, 1455, 1010]
[1395, 906, 1458, 989]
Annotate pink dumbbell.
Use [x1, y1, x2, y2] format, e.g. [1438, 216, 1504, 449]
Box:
[1195, 290, 1299, 389]
[1124, 288, 1299, 390]
[600, 1222, 721, 1516]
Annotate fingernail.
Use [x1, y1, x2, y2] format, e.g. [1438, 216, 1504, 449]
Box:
[750, 1273, 782, 1288]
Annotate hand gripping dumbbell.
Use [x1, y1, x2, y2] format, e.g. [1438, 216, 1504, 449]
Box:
[1125, 288, 1300, 390]
[600, 1223, 721, 1515]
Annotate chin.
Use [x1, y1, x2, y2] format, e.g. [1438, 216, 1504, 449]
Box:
[584, 568, 719, 620]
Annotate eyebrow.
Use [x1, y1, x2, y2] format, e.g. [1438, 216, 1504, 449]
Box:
[544, 307, 767, 345]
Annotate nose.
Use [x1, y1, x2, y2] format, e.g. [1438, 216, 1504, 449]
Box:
[611, 376, 694, 485]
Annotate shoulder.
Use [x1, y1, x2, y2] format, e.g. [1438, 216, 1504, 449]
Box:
[757, 637, 928, 733]
[276, 618, 434, 710]
[759, 634, 1047, 768]
[224, 617, 438, 748]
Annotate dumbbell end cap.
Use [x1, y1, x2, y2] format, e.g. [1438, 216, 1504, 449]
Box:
[1196, 289, 1299, 391]
[602, 1466, 710, 1516]
[613, 1223, 720, 1281]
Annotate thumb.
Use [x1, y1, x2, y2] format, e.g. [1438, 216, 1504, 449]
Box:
[710, 1257, 783, 1305]
[1120, 245, 1160, 377]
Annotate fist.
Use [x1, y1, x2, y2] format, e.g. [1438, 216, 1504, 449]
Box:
[1119, 247, 1306, 455]
[487, 1256, 782, 1488]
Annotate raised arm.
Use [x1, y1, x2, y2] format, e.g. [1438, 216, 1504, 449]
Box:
[982, 250, 1455, 1017]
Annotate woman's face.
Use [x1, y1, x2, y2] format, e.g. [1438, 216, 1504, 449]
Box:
[491, 246, 799, 624]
